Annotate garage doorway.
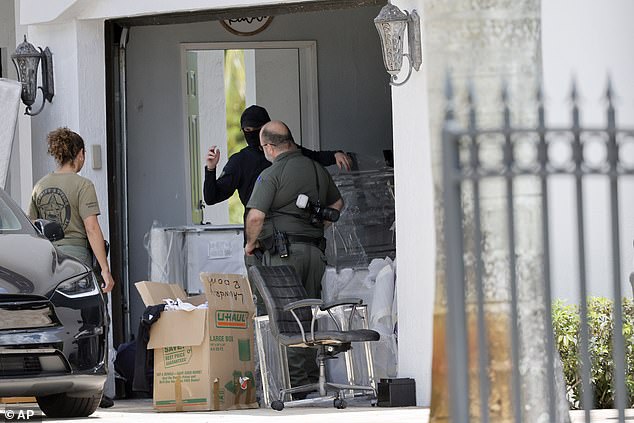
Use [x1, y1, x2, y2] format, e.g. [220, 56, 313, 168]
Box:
[105, 2, 391, 344]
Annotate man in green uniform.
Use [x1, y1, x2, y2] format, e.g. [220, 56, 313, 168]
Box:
[244, 120, 343, 395]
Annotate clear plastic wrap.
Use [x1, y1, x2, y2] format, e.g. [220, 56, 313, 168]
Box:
[321, 305, 376, 390]
[145, 222, 245, 293]
[254, 316, 290, 406]
[325, 168, 395, 270]
[321, 260, 398, 380]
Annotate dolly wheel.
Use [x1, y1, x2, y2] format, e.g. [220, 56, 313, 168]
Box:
[271, 400, 285, 411]
[334, 398, 347, 409]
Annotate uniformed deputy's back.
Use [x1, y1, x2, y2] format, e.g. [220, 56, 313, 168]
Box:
[247, 149, 341, 241]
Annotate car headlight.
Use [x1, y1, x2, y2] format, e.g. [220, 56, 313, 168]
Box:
[55, 273, 100, 298]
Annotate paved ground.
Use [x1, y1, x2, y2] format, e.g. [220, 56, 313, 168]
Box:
[569, 409, 634, 422]
[1, 398, 426, 422]
[1, 399, 632, 422]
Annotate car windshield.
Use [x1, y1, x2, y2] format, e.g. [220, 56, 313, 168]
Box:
[0, 189, 36, 235]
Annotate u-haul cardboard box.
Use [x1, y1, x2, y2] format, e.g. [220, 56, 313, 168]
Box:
[135, 273, 257, 412]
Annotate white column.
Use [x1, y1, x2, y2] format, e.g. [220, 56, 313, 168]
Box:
[391, 0, 436, 407]
[423, 0, 570, 421]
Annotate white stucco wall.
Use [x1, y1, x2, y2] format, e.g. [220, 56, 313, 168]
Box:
[24, 19, 109, 241]
[542, 0, 634, 301]
[10, 16, 109, 263]
[390, 0, 435, 407]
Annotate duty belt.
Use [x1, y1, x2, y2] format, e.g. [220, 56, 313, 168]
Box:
[286, 235, 326, 252]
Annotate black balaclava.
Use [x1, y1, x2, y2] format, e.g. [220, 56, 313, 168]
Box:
[240, 105, 271, 148]
[243, 131, 260, 148]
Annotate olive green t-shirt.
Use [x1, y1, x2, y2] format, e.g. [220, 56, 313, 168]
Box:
[247, 149, 341, 241]
[28, 172, 100, 246]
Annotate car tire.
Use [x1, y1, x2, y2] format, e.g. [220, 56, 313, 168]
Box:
[36, 391, 102, 418]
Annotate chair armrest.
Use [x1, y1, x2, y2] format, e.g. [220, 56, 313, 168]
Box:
[284, 299, 323, 345]
[320, 298, 363, 311]
[283, 299, 323, 312]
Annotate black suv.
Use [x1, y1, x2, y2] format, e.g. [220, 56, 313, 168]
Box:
[0, 188, 108, 417]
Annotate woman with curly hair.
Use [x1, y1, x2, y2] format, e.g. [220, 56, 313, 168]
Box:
[28, 127, 115, 293]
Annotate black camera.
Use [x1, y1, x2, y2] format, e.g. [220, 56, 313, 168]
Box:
[296, 194, 340, 227]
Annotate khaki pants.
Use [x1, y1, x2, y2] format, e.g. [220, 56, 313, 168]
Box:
[56, 244, 91, 266]
[57, 244, 106, 288]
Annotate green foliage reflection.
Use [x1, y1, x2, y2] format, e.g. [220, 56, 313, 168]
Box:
[225, 50, 246, 223]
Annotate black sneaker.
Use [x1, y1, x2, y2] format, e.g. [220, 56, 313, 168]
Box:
[99, 395, 114, 408]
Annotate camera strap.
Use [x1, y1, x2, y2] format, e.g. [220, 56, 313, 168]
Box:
[268, 154, 317, 221]
[265, 154, 325, 230]
[310, 160, 321, 206]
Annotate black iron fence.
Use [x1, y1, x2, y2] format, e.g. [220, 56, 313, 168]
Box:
[442, 76, 633, 422]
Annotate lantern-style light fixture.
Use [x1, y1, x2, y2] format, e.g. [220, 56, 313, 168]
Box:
[11, 35, 54, 116]
[374, 1, 422, 86]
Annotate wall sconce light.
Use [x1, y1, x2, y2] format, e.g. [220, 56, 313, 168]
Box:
[374, 1, 422, 86]
[11, 35, 54, 116]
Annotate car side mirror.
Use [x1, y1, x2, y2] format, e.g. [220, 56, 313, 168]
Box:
[34, 219, 65, 242]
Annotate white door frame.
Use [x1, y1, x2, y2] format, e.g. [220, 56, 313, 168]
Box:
[180, 41, 320, 225]
[180, 41, 320, 150]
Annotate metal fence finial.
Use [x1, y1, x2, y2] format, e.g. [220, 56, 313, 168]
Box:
[605, 74, 616, 134]
[569, 77, 581, 133]
[536, 77, 545, 130]
[605, 74, 615, 108]
[570, 76, 579, 105]
[501, 79, 510, 129]
[536, 76, 544, 107]
[467, 79, 475, 105]
[444, 70, 455, 120]
[467, 79, 476, 130]
[501, 79, 509, 103]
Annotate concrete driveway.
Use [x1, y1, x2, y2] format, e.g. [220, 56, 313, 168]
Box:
[3, 398, 428, 422]
[2, 399, 632, 422]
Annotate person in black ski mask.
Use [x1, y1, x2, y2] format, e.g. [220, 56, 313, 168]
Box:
[202, 105, 351, 211]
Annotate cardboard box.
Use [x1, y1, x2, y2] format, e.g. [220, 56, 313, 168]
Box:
[135, 274, 257, 412]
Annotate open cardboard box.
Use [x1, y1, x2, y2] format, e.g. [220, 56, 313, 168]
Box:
[135, 274, 257, 412]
